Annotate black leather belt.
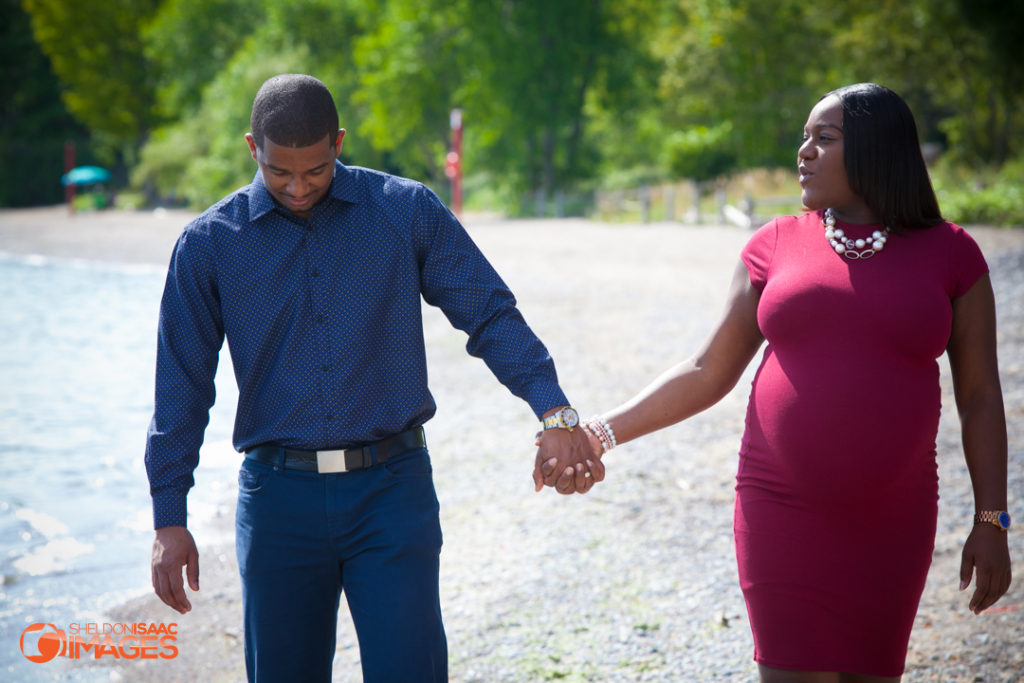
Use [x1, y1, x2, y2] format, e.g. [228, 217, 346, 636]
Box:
[245, 427, 426, 473]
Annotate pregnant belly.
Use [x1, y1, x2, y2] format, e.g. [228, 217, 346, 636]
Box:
[740, 362, 940, 504]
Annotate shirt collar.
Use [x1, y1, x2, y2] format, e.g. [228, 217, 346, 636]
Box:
[247, 160, 360, 222]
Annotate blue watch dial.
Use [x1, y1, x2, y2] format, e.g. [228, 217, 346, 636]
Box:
[998, 511, 1012, 529]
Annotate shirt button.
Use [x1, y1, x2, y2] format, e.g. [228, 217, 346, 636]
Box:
[325, 413, 334, 421]
[321, 364, 330, 371]
[316, 315, 324, 324]
[311, 268, 319, 277]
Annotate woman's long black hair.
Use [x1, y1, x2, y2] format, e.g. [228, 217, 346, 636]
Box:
[826, 83, 943, 230]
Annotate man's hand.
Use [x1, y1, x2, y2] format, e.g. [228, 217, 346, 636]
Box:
[959, 524, 1012, 614]
[533, 426, 605, 494]
[151, 526, 200, 614]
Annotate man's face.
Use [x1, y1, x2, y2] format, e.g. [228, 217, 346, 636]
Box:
[245, 130, 344, 218]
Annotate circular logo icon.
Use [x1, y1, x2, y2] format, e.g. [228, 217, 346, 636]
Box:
[20, 623, 65, 663]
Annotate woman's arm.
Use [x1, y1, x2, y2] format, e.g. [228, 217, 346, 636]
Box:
[601, 258, 765, 447]
[947, 273, 1012, 614]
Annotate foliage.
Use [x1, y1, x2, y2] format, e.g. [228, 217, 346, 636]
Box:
[11, 0, 1024, 225]
[830, 0, 1023, 167]
[450, 0, 669, 209]
[141, 0, 254, 118]
[350, 0, 466, 184]
[654, 0, 833, 170]
[133, 0, 373, 207]
[666, 122, 736, 182]
[71, 191, 110, 212]
[1, 0, 88, 206]
[933, 157, 1024, 227]
[134, 42, 324, 207]
[21, 0, 160, 162]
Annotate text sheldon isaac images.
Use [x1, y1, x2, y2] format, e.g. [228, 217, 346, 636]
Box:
[19, 620, 179, 663]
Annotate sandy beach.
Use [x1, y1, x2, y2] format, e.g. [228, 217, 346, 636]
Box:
[2, 205, 1022, 682]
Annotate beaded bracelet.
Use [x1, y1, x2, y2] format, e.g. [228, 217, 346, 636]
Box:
[597, 416, 617, 449]
[585, 416, 617, 454]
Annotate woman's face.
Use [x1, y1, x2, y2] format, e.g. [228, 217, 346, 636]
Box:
[798, 95, 872, 223]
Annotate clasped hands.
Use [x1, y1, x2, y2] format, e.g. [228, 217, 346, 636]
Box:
[532, 425, 605, 494]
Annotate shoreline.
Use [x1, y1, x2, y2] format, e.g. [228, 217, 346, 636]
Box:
[4, 204, 1023, 265]
[3, 206, 1022, 682]
[0, 205, 195, 265]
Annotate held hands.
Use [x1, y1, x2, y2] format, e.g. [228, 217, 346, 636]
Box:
[959, 524, 1012, 614]
[151, 526, 200, 614]
[532, 425, 605, 495]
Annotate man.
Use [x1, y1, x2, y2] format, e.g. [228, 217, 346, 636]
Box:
[146, 73, 601, 682]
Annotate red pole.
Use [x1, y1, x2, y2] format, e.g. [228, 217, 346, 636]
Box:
[448, 109, 463, 218]
[64, 140, 76, 214]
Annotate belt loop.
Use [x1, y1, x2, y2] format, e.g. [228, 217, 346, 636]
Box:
[365, 445, 376, 468]
[277, 446, 286, 469]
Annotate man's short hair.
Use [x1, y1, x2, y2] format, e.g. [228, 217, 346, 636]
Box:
[250, 74, 339, 150]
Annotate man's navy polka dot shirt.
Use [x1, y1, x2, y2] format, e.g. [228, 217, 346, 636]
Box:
[145, 161, 568, 528]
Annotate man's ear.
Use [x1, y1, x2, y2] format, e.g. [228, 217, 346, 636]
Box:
[334, 129, 346, 156]
[245, 133, 258, 161]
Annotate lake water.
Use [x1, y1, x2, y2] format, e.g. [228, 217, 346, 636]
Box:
[0, 252, 239, 681]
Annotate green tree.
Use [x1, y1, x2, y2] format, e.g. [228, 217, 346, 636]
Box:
[667, 122, 736, 182]
[655, 0, 834, 172]
[350, 0, 468, 186]
[142, 0, 253, 118]
[134, 0, 376, 207]
[24, 0, 1019, 219]
[830, 0, 1023, 167]
[1, 0, 87, 206]
[461, 0, 661, 207]
[21, 0, 161, 165]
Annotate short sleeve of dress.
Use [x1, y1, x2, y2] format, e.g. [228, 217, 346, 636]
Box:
[948, 223, 989, 298]
[741, 219, 779, 291]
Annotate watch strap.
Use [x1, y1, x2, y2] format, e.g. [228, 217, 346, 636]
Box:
[541, 406, 579, 431]
[974, 510, 1011, 530]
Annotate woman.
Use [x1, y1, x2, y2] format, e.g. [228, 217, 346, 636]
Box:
[553, 84, 1012, 681]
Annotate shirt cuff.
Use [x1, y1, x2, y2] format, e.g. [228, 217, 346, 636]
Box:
[152, 490, 188, 529]
[522, 381, 570, 420]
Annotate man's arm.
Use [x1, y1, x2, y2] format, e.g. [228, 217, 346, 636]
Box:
[412, 188, 597, 491]
[145, 226, 224, 609]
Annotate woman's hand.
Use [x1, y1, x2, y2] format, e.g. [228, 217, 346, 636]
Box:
[959, 523, 1012, 614]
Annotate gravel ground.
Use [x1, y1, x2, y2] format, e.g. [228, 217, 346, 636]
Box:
[2, 207, 1021, 682]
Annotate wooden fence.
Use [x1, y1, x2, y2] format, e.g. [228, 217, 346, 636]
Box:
[591, 181, 801, 228]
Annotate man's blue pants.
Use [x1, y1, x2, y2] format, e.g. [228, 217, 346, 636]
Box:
[234, 446, 447, 682]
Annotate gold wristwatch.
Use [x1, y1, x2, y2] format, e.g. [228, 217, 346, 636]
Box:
[541, 406, 579, 432]
[974, 510, 1011, 531]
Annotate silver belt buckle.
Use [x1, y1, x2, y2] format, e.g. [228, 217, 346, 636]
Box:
[316, 449, 349, 473]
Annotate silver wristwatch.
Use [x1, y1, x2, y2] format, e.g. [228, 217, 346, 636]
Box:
[541, 406, 580, 432]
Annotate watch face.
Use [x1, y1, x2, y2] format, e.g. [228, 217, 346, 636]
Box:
[998, 511, 1012, 529]
[561, 407, 579, 428]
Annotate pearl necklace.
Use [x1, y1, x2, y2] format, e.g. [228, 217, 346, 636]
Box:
[823, 208, 890, 260]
